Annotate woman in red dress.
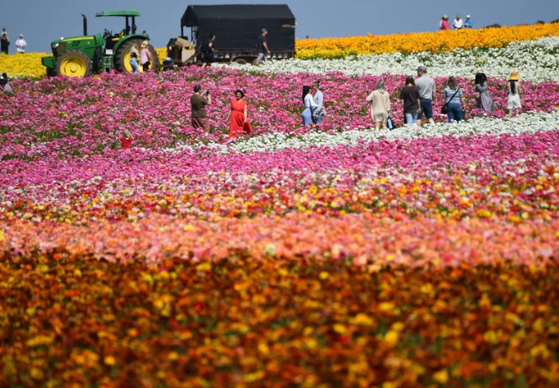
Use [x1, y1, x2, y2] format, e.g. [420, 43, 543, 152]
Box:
[226, 89, 251, 138]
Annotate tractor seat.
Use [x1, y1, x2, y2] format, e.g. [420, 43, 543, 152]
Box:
[112, 31, 124, 42]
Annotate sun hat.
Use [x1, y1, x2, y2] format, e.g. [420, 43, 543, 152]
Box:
[466, 15, 471, 18]
[509, 71, 520, 81]
[140, 40, 149, 48]
[443, 15, 448, 19]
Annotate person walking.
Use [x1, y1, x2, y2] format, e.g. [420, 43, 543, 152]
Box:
[255, 28, 270, 65]
[399, 76, 421, 126]
[506, 71, 522, 116]
[453, 15, 464, 30]
[226, 90, 250, 138]
[312, 80, 324, 125]
[200, 33, 216, 68]
[440, 15, 450, 31]
[415, 66, 436, 125]
[366, 80, 391, 130]
[15, 34, 26, 54]
[190, 85, 212, 133]
[474, 73, 495, 112]
[443, 76, 464, 122]
[0, 29, 9, 54]
[139, 41, 153, 72]
[301, 85, 318, 127]
[129, 53, 140, 74]
[464, 15, 473, 29]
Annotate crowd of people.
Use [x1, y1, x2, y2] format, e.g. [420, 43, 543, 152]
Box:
[440, 14, 474, 30]
[363, 66, 522, 128]
[1, 28, 27, 54]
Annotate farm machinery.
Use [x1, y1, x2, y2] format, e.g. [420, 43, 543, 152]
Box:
[42, 10, 159, 77]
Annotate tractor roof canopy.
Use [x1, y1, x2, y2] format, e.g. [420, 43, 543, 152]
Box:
[96, 10, 141, 18]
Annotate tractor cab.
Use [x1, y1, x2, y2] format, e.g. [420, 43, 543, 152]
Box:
[96, 10, 140, 54]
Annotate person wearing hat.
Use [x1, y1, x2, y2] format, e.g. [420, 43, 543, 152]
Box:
[0, 28, 9, 54]
[453, 14, 464, 30]
[255, 28, 271, 65]
[15, 34, 26, 54]
[465, 15, 473, 29]
[191, 85, 212, 133]
[139, 40, 153, 72]
[506, 71, 522, 116]
[440, 15, 450, 31]
[415, 66, 436, 126]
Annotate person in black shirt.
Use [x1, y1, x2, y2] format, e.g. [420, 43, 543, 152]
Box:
[1, 28, 10, 55]
[255, 28, 270, 65]
[201, 33, 216, 68]
[399, 76, 421, 126]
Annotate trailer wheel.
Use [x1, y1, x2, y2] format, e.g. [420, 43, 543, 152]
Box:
[233, 58, 248, 65]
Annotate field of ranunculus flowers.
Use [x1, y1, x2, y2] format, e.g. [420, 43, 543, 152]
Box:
[296, 23, 559, 59]
[2, 28, 559, 387]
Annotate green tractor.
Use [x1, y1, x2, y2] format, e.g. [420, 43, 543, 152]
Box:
[42, 10, 159, 77]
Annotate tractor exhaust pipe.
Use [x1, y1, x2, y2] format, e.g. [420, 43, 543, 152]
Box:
[82, 14, 88, 36]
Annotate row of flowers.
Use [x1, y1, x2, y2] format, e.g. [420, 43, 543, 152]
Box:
[0, 48, 168, 79]
[245, 36, 559, 84]
[190, 110, 559, 154]
[2, 128, 559, 229]
[295, 23, 559, 59]
[2, 67, 559, 161]
[2, 253, 558, 387]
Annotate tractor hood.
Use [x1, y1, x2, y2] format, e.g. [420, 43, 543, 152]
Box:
[50, 34, 104, 49]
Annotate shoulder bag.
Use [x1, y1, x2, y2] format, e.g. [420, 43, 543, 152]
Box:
[441, 87, 461, 115]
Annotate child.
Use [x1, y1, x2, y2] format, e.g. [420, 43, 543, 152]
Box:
[121, 129, 133, 149]
[506, 71, 522, 116]
[130, 53, 140, 74]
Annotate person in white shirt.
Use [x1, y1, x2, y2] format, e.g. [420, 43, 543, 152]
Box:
[312, 80, 324, 125]
[301, 85, 318, 127]
[15, 34, 26, 53]
[453, 15, 464, 30]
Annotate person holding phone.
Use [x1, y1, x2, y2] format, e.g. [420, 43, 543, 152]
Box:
[191, 85, 212, 133]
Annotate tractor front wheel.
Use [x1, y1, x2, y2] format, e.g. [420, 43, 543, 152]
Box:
[54, 50, 92, 77]
[115, 39, 160, 74]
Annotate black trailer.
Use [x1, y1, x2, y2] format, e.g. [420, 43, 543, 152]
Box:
[168, 4, 296, 66]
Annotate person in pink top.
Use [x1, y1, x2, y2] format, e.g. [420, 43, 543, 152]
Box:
[139, 41, 153, 72]
[440, 15, 450, 31]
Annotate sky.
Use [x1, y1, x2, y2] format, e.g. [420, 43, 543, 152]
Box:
[1, 0, 558, 53]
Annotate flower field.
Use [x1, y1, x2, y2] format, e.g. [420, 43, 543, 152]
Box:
[2, 29, 559, 387]
[296, 23, 559, 59]
[248, 36, 559, 83]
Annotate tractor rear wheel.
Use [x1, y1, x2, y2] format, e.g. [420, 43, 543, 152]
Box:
[54, 50, 92, 77]
[115, 39, 160, 73]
